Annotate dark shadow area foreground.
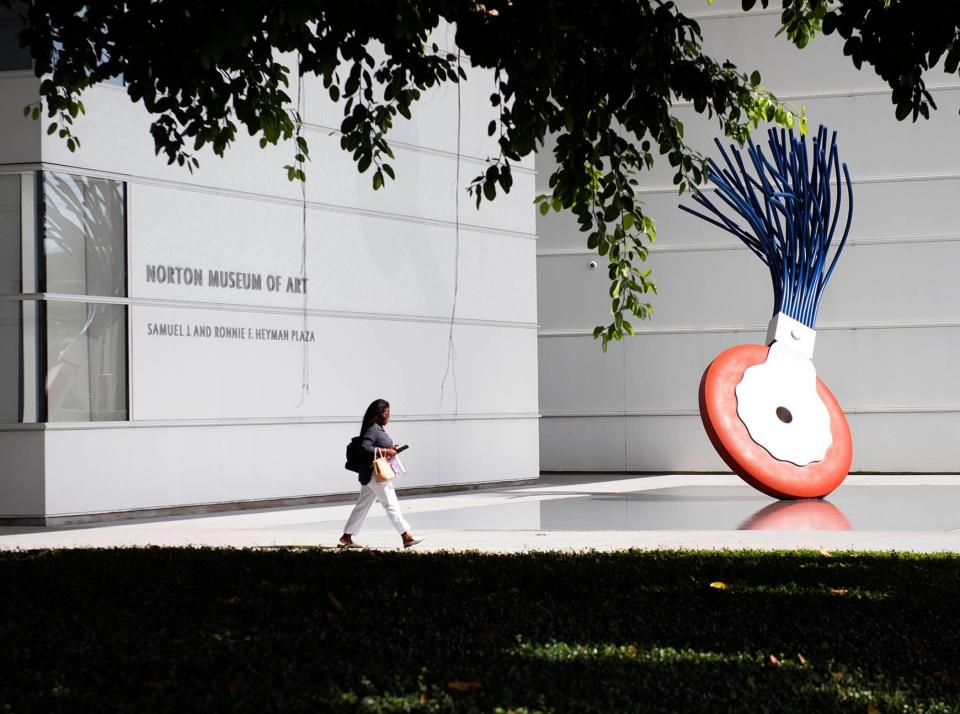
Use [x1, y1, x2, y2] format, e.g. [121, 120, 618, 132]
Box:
[1, 549, 959, 713]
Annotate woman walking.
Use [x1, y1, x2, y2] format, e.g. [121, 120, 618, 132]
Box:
[339, 399, 423, 549]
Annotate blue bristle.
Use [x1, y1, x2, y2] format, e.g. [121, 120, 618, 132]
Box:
[680, 125, 853, 329]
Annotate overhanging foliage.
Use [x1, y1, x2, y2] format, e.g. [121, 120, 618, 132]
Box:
[4, 1, 952, 347]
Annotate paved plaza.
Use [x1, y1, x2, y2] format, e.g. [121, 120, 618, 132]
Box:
[2, 473, 960, 553]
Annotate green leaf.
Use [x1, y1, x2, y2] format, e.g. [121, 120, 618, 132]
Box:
[483, 180, 496, 201]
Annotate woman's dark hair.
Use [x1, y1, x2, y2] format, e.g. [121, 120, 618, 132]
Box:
[360, 399, 390, 436]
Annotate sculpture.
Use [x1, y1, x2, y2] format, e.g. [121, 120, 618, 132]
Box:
[680, 126, 854, 499]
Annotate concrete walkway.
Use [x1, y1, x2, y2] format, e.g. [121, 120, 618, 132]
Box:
[3, 473, 960, 553]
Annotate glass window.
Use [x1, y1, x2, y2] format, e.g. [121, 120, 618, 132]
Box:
[0, 6, 30, 72]
[0, 174, 19, 294]
[45, 301, 127, 421]
[43, 172, 126, 297]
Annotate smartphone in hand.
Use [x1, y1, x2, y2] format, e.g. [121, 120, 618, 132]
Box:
[396, 444, 410, 453]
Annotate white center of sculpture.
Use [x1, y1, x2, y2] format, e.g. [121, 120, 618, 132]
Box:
[735, 339, 833, 467]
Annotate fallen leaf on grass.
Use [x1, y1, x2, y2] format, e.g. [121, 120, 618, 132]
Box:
[831, 588, 848, 596]
[832, 671, 845, 681]
[769, 655, 781, 666]
[818, 547, 833, 557]
[448, 681, 482, 692]
[328, 592, 345, 611]
[867, 704, 880, 714]
[709, 581, 728, 590]
[797, 653, 808, 667]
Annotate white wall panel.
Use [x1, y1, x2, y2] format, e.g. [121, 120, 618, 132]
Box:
[130, 184, 306, 306]
[818, 241, 960, 326]
[131, 183, 535, 325]
[131, 305, 536, 421]
[41, 85, 304, 202]
[42, 417, 538, 516]
[306, 131, 535, 235]
[817, 327, 960, 410]
[689, 9, 889, 96]
[623, 331, 764, 413]
[538, 337, 625, 415]
[625, 415, 727, 472]
[542, 174, 960, 257]
[309, 214, 537, 324]
[847, 413, 960, 472]
[540, 416, 626, 472]
[537, 255, 625, 333]
[302, 60, 534, 170]
[0, 429, 44, 518]
[0, 75, 40, 165]
[622, 89, 960, 191]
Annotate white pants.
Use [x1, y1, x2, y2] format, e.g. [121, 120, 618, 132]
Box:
[343, 478, 411, 536]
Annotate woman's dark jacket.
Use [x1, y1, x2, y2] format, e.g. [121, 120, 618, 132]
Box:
[359, 423, 393, 485]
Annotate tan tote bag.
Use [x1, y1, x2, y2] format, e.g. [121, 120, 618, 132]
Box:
[372, 447, 396, 483]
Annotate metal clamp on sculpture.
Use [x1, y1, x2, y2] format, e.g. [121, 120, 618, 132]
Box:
[680, 126, 854, 500]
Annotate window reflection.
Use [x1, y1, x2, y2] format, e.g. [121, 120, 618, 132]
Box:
[43, 172, 126, 297]
[45, 302, 127, 421]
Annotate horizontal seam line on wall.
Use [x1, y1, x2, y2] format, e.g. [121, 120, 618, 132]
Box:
[684, 8, 782, 19]
[0, 413, 542, 431]
[541, 407, 960, 418]
[672, 82, 960, 108]
[536, 233, 960, 257]
[625, 170, 960, 197]
[538, 320, 960, 337]
[0, 293, 539, 330]
[302, 122, 537, 174]
[0, 163, 538, 241]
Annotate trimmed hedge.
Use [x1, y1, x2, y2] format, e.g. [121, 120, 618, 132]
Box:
[1, 548, 959, 712]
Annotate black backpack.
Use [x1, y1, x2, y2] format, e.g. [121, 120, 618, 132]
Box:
[344, 436, 370, 473]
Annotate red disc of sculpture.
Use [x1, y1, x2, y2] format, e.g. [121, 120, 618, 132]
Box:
[699, 344, 852, 500]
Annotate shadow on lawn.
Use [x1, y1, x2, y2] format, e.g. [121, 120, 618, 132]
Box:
[0, 549, 958, 713]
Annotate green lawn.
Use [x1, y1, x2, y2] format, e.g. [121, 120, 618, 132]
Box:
[1, 548, 958, 713]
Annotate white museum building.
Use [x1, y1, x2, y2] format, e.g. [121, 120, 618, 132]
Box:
[3, 2, 960, 524]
